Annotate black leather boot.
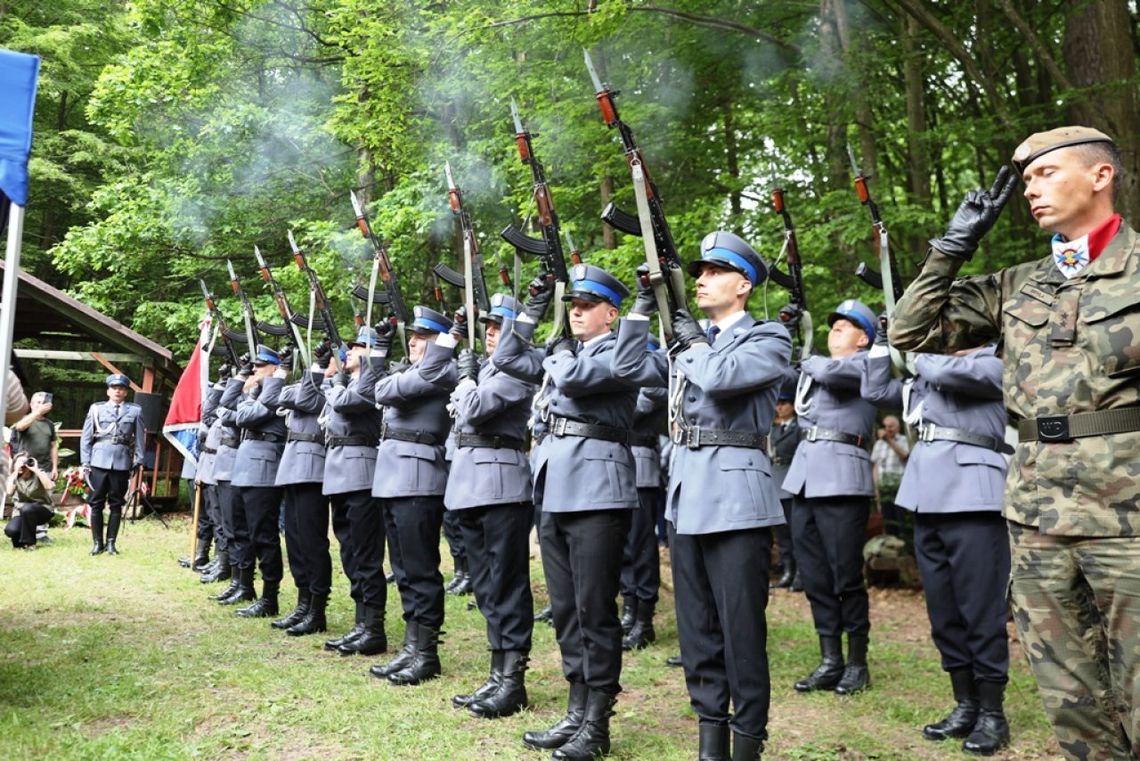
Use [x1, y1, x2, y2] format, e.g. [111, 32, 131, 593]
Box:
[698, 722, 730, 761]
[622, 600, 656, 651]
[219, 566, 256, 605]
[325, 602, 364, 651]
[794, 636, 845, 692]
[446, 557, 466, 594]
[834, 634, 871, 695]
[209, 564, 241, 600]
[962, 680, 1010, 755]
[534, 604, 553, 625]
[771, 560, 796, 589]
[339, 606, 387, 656]
[387, 624, 440, 685]
[192, 536, 212, 571]
[469, 650, 528, 718]
[923, 669, 979, 741]
[450, 558, 472, 596]
[619, 596, 636, 634]
[731, 731, 764, 761]
[106, 512, 122, 555]
[523, 682, 588, 750]
[90, 508, 105, 555]
[665, 654, 683, 668]
[790, 571, 803, 592]
[237, 580, 279, 618]
[453, 650, 503, 708]
[271, 590, 311, 630]
[551, 689, 616, 760]
[200, 551, 231, 583]
[287, 592, 328, 636]
[370, 621, 417, 678]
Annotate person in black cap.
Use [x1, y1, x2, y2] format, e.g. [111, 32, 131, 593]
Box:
[80, 373, 145, 555]
[445, 294, 537, 719]
[769, 382, 800, 590]
[230, 345, 288, 618]
[613, 230, 792, 761]
[782, 298, 899, 698]
[368, 305, 458, 686]
[495, 265, 638, 760]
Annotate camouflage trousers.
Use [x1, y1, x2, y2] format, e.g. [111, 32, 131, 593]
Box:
[1008, 521, 1139, 760]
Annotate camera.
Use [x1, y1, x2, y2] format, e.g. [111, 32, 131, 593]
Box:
[42, 393, 52, 404]
[20, 456, 36, 470]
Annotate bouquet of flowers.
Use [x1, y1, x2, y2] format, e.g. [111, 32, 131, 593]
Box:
[60, 466, 89, 528]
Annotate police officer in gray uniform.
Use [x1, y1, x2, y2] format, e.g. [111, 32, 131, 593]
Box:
[211, 366, 253, 604]
[230, 345, 287, 618]
[446, 294, 536, 719]
[769, 383, 800, 589]
[272, 348, 329, 635]
[783, 299, 894, 697]
[861, 336, 1012, 754]
[619, 354, 667, 652]
[195, 376, 229, 581]
[321, 328, 388, 656]
[369, 306, 457, 686]
[612, 232, 792, 761]
[80, 373, 146, 556]
[495, 265, 638, 761]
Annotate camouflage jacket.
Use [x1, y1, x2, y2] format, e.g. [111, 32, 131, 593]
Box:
[889, 222, 1140, 537]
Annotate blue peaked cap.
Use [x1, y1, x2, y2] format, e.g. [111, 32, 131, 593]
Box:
[105, 373, 130, 387]
[480, 293, 519, 324]
[253, 344, 282, 365]
[687, 231, 768, 286]
[411, 305, 453, 335]
[562, 264, 630, 308]
[827, 299, 876, 343]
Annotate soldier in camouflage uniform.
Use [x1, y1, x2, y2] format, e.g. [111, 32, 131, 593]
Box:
[889, 126, 1140, 760]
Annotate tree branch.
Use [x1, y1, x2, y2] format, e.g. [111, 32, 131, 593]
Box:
[995, 0, 1074, 92]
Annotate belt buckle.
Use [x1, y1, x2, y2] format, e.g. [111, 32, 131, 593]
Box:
[919, 425, 936, 443]
[805, 426, 819, 443]
[686, 427, 701, 450]
[552, 417, 567, 437]
[1036, 415, 1072, 443]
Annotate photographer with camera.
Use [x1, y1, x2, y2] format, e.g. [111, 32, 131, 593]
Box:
[11, 391, 59, 482]
[5, 452, 55, 549]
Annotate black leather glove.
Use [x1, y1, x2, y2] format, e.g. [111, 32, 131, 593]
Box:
[450, 306, 472, 342]
[237, 360, 253, 379]
[930, 165, 1018, 260]
[777, 303, 802, 331]
[279, 345, 295, 372]
[523, 272, 556, 322]
[630, 264, 658, 316]
[547, 336, 577, 356]
[373, 320, 394, 353]
[668, 309, 708, 355]
[216, 363, 233, 383]
[313, 340, 333, 369]
[874, 313, 889, 346]
[457, 349, 480, 382]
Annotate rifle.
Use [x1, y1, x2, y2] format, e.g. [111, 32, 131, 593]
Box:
[766, 188, 814, 360]
[199, 279, 243, 367]
[254, 245, 311, 368]
[226, 259, 260, 352]
[349, 191, 410, 354]
[584, 49, 687, 336]
[287, 230, 347, 368]
[442, 162, 491, 313]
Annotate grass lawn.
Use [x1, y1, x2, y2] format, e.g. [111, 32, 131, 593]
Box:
[0, 516, 1057, 760]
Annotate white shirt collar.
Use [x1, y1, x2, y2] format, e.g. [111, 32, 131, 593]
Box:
[712, 310, 748, 332]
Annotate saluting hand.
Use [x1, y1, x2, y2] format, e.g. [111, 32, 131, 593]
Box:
[931, 165, 1018, 260]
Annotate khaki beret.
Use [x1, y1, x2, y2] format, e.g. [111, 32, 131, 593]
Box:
[1012, 126, 1114, 171]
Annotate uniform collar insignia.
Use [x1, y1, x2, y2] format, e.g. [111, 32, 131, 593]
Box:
[1052, 233, 1089, 278]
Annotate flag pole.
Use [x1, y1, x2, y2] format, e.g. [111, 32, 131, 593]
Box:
[0, 201, 26, 412]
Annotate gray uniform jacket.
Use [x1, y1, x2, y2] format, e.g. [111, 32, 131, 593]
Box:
[783, 351, 896, 499]
[372, 341, 458, 499]
[632, 387, 667, 490]
[322, 360, 384, 496]
[212, 378, 244, 482]
[769, 416, 800, 500]
[276, 376, 326, 487]
[231, 376, 286, 488]
[195, 384, 224, 485]
[444, 356, 536, 510]
[495, 317, 639, 513]
[862, 347, 1008, 513]
[80, 400, 146, 471]
[612, 316, 792, 534]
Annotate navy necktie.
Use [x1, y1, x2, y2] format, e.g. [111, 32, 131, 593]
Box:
[706, 326, 720, 344]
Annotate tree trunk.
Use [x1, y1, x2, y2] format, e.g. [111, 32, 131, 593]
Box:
[722, 98, 742, 229]
[831, 0, 877, 179]
[1063, 0, 1140, 219]
[901, 14, 931, 207]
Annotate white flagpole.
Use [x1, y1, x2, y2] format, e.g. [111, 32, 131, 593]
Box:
[0, 201, 26, 413]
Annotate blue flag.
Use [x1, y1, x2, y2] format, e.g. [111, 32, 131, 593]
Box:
[0, 49, 41, 207]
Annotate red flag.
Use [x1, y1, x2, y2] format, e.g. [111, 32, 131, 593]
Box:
[162, 316, 211, 464]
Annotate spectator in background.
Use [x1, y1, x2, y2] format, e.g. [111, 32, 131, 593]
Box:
[2, 368, 30, 484]
[11, 391, 59, 481]
[870, 415, 909, 538]
[5, 451, 54, 549]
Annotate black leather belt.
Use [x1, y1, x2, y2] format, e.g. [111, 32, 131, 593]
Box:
[628, 432, 661, 449]
[771, 456, 788, 465]
[800, 426, 867, 449]
[242, 430, 284, 443]
[1017, 407, 1140, 443]
[549, 416, 629, 444]
[919, 424, 1013, 454]
[286, 431, 323, 444]
[219, 433, 239, 449]
[675, 426, 768, 451]
[201, 446, 218, 455]
[326, 434, 379, 448]
[455, 433, 526, 451]
[94, 435, 135, 446]
[380, 425, 440, 446]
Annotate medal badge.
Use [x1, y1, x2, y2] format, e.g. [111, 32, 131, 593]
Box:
[1052, 234, 1089, 278]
